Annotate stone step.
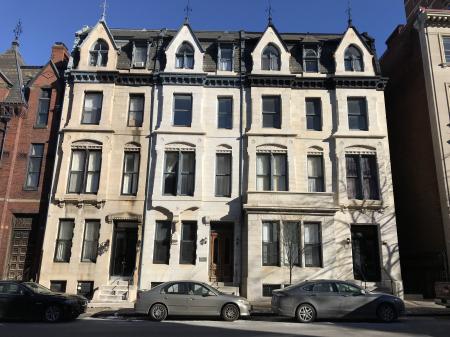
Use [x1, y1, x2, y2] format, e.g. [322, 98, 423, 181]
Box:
[99, 289, 129, 296]
[88, 302, 135, 309]
[99, 294, 128, 301]
[101, 285, 130, 291]
[216, 286, 240, 296]
[108, 280, 131, 287]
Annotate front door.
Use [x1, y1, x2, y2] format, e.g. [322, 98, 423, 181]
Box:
[209, 223, 233, 283]
[110, 222, 138, 277]
[351, 225, 381, 282]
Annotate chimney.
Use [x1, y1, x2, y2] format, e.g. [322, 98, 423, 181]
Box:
[51, 42, 69, 69]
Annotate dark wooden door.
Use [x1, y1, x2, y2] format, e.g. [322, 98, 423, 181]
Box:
[111, 225, 138, 277]
[351, 225, 381, 282]
[209, 226, 233, 282]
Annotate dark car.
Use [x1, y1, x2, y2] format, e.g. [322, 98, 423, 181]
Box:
[0, 281, 87, 322]
[272, 280, 405, 323]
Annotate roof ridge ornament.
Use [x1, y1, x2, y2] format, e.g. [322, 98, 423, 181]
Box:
[100, 0, 108, 22]
[184, 0, 193, 24]
[13, 19, 23, 44]
[266, 0, 274, 26]
[346, 0, 353, 27]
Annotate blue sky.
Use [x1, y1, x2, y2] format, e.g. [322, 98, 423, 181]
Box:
[0, 0, 405, 65]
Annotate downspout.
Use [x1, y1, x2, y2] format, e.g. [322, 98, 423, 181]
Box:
[238, 30, 245, 288]
[137, 34, 162, 290]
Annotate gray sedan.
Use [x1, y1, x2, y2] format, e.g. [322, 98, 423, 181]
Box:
[134, 281, 251, 321]
[272, 280, 405, 323]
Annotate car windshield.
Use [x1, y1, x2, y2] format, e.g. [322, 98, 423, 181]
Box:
[23, 282, 53, 294]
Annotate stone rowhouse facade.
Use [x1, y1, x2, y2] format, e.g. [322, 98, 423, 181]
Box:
[39, 18, 402, 302]
[0, 40, 68, 281]
[382, 7, 450, 297]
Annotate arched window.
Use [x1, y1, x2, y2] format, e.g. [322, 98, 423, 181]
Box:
[176, 42, 194, 69]
[303, 47, 319, 73]
[262, 44, 280, 71]
[89, 40, 109, 67]
[344, 45, 364, 72]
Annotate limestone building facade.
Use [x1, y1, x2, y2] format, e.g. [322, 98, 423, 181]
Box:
[39, 17, 402, 303]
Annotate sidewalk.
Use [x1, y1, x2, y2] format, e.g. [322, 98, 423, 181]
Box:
[82, 299, 450, 320]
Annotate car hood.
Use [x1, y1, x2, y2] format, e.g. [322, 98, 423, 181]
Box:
[217, 293, 248, 302]
[365, 292, 402, 300]
[41, 292, 87, 302]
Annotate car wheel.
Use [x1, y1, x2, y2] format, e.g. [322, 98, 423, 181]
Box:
[44, 305, 62, 323]
[221, 304, 240, 322]
[149, 303, 168, 322]
[296, 304, 316, 323]
[377, 303, 397, 323]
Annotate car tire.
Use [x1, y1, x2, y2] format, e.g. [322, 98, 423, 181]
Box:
[377, 303, 397, 323]
[149, 303, 168, 322]
[221, 304, 240, 322]
[43, 305, 62, 323]
[296, 303, 316, 323]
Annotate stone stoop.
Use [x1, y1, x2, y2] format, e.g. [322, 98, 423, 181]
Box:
[211, 282, 240, 296]
[89, 280, 136, 308]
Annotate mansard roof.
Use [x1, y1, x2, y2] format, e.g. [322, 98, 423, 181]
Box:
[72, 25, 379, 75]
[0, 42, 26, 105]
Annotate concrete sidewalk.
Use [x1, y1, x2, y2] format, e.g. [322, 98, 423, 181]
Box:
[82, 299, 450, 320]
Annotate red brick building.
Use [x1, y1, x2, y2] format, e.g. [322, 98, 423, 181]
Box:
[0, 39, 68, 281]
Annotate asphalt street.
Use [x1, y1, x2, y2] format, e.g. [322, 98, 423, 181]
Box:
[1, 315, 450, 337]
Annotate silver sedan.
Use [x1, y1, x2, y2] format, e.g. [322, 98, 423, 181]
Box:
[135, 281, 251, 321]
[272, 280, 405, 323]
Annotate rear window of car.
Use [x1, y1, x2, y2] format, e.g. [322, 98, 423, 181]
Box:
[0, 283, 19, 294]
[312, 283, 336, 293]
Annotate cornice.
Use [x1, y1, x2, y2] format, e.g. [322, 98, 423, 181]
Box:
[421, 10, 450, 28]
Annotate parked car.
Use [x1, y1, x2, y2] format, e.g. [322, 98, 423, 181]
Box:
[135, 281, 251, 321]
[435, 282, 450, 308]
[0, 281, 87, 322]
[271, 279, 405, 323]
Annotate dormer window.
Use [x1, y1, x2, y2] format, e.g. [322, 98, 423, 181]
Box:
[262, 44, 280, 71]
[303, 47, 319, 73]
[133, 44, 147, 68]
[89, 40, 109, 67]
[176, 42, 194, 69]
[344, 45, 364, 72]
[218, 44, 233, 71]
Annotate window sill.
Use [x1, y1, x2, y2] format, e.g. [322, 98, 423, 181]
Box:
[33, 125, 48, 129]
[23, 187, 39, 192]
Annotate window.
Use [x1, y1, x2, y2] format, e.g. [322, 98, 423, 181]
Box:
[0, 121, 5, 159]
[262, 96, 281, 128]
[304, 48, 319, 73]
[180, 222, 197, 264]
[81, 221, 100, 262]
[153, 221, 171, 264]
[262, 222, 279, 266]
[190, 283, 215, 296]
[346, 154, 379, 200]
[50, 281, 67, 293]
[0, 282, 20, 294]
[312, 282, 335, 293]
[121, 151, 140, 195]
[262, 284, 281, 297]
[218, 44, 233, 71]
[307, 155, 324, 192]
[164, 282, 189, 294]
[262, 44, 280, 71]
[89, 40, 109, 67]
[336, 283, 362, 295]
[35, 89, 51, 127]
[218, 97, 232, 129]
[128, 95, 144, 127]
[176, 43, 194, 69]
[77, 281, 94, 300]
[81, 92, 103, 125]
[344, 45, 363, 72]
[133, 45, 147, 68]
[283, 222, 300, 266]
[215, 153, 232, 197]
[54, 220, 74, 263]
[305, 98, 322, 131]
[151, 282, 164, 289]
[173, 94, 192, 127]
[68, 149, 102, 194]
[163, 151, 195, 196]
[304, 223, 322, 267]
[347, 98, 368, 130]
[24, 144, 44, 189]
[444, 37, 450, 63]
[256, 153, 287, 191]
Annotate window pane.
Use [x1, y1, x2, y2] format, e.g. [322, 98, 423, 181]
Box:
[304, 223, 321, 267]
[219, 47, 233, 71]
[154, 222, 171, 264]
[306, 99, 321, 131]
[273, 154, 287, 191]
[348, 98, 367, 130]
[262, 222, 279, 266]
[256, 154, 270, 191]
[444, 37, 450, 62]
[305, 59, 318, 73]
[215, 153, 231, 197]
[164, 152, 178, 195]
[308, 156, 324, 192]
[180, 222, 196, 264]
[128, 95, 144, 127]
[174, 95, 192, 126]
[218, 98, 232, 129]
[262, 97, 281, 128]
[82, 93, 102, 124]
[134, 46, 147, 63]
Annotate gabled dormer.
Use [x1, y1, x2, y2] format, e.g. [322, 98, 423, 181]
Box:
[164, 23, 204, 73]
[77, 20, 119, 71]
[251, 24, 291, 75]
[334, 26, 375, 76]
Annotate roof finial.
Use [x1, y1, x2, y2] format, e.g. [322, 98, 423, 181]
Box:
[346, 0, 353, 27]
[13, 19, 23, 43]
[184, 0, 192, 24]
[100, 0, 108, 21]
[266, 0, 274, 26]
